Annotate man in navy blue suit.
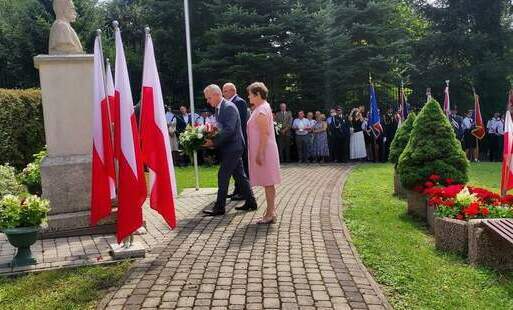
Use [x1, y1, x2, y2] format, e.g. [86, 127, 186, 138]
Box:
[202, 84, 257, 216]
[222, 83, 249, 201]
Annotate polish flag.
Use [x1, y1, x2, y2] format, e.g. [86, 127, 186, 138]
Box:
[443, 82, 450, 117]
[501, 90, 513, 195]
[114, 25, 147, 242]
[140, 29, 177, 229]
[90, 35, 116, 225]
[105, 60, 118, 151]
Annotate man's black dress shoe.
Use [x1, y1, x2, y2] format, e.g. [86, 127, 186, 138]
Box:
[203, 209, 225, 216]
[235, 200, 257, 211]
[231, 194, 245, 201]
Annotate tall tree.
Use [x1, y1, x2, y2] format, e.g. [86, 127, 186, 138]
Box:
[326, 0, 412, 109]
[410, 0, 513, 117]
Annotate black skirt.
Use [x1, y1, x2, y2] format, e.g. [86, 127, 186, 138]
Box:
[463, 130, 477, 149]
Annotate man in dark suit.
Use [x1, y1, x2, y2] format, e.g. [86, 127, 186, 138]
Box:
[202, 84, 257, 216]
[223, 82, 249, 201]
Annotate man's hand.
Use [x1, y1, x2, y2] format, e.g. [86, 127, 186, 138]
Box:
[202, 139, 215, 149]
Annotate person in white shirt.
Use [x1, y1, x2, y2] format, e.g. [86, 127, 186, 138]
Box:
[292, 111, 311, 163]
[487, 113, 504, 162]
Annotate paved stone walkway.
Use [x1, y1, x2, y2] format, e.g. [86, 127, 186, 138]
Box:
[100, 164, 390, 310]
[0, 188, 211, 274]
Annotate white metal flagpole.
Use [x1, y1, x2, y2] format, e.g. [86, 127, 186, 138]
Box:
[184, 0, 200, 191]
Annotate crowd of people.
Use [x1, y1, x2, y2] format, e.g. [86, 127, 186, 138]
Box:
[164, 87, 506, 166]
[448, 108, 505, 162]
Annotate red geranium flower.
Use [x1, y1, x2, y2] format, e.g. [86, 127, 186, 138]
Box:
[424, 181, 434, 188]
[464, 202, 480, 217]
[414, 185, 424, 193]
[424, 187, 444, 197]
[501, 195, 513, 206]
[456, 214, 464, 220]
[445, 178, 454, 185]
[428, 197, 443, 206]
[481, 207, 490, 217]
[442, 185, 464, 198]
[444, 200, 456, 207]
[469, 187, 500, 204]
[429, 174, 441, 182]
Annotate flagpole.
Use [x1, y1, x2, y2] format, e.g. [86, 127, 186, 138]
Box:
[184, 0, 200, 191]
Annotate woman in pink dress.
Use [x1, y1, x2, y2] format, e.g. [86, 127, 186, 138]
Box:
[246, 82, 281, 224]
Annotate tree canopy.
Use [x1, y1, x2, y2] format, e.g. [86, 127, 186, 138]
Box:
[1, 0, 512, 116]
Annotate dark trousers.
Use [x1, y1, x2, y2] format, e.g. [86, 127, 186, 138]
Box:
[489, 134, 502, 162]
[278, 133, 291, 162]
[216, 151, 255, 211]
[333, 136, 349, 162]
[232, 147, 249, 195]
[295, 135, 309, 162]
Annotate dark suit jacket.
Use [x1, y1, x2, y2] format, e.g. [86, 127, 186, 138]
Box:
[214, 99, 245, 154]
[231, 95, 248, 138]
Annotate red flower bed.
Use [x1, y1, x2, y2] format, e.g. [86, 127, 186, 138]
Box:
[425, 184, 513, 221]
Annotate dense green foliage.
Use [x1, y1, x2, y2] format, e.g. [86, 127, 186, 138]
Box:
[0, 0, 512, 115]
[18, 149, 46, 196]
[0, 194, 49, 229]
[0, 89, 45, 169]
[388, 112, 416, 165]
[398, 99, 469, 189]
[0, 262, 131, 309]
[0, 164, 25, 197]
[344, 163, 513, 310]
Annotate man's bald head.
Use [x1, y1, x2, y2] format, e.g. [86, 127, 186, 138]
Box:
[222, 83, 237, 100]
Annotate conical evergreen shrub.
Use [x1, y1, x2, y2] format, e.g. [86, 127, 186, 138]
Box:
[388, 112, 416, 166]
[397, 99, 469, 189]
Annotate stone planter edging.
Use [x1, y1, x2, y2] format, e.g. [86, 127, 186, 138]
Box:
[468, 219, 513, 271]
[406, 190, 427, 220]
[434, 217, 468, 256]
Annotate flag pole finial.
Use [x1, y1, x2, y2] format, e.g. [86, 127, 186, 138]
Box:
[96, 29, 102, 36]
[369, 72, 372, 84]
[145, 26, 151, 35]
[112, 20, 119, 29]
[445, 80, 450, 86]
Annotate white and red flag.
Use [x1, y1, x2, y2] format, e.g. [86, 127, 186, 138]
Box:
[443, 81, 450, 117]
[90, 34, 116, 226]
[140, 29, 177, 229]
[113, 24, 147, 242]
[501, 91, 513, 195]
[105, 59, 118, 146]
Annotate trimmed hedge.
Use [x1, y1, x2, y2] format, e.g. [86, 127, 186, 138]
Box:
[388, 112, 416, 166]
[0, 89, 45, 169]
[398, 99, 469, 189]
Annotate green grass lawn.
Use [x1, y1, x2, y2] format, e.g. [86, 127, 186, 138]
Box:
[0, 262, 130, 309]
[344, 162, 513, 310]
[174, 165, 219, 193]
[0, 165, 217, 310]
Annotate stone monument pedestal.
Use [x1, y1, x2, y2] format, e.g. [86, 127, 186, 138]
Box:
[34, 55, 116, 239]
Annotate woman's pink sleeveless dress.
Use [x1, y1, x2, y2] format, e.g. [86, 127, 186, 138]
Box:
[247, 102, 281, 187]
